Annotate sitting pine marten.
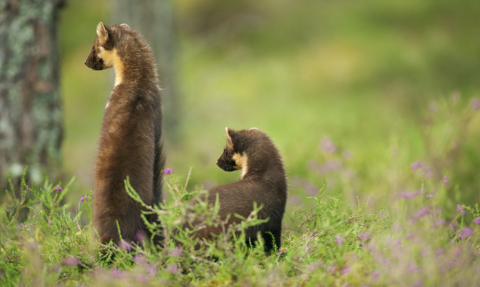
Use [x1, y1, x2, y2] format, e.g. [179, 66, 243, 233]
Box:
[85, 22, 165, 246]
[192, 127, 287, 254]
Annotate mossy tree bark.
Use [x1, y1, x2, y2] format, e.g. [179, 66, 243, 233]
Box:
[113, 0, 179, 142]
[0, 0, 64, 188]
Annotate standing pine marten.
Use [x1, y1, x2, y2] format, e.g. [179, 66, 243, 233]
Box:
[192, 127, 287, 253]
[85, 22, 165, 246]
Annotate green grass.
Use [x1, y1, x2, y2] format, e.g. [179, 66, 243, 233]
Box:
[1, 162, 480, 286]
[7, 0, 477, 285]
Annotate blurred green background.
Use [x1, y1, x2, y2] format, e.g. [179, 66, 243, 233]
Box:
[60, 0, 480, 213]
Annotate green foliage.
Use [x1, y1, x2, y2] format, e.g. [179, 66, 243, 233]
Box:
[1, 162, 480, 286]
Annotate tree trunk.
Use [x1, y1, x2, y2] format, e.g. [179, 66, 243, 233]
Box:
[112, 0, 179, 142]
[0, 0, 64, 188]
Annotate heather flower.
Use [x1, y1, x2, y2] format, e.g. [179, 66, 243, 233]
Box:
[133, 254, 146, 266]
[166, 264, 179, 274]
[412, 207, 429, 221]
[340, 265, 350, 275]
[80, 197, 84, 203]
[474, 217, 480, 225]
[470, 98, 480, 110]
[358, 232, 370, 241]
[335, 235, 345, 245]
[169, 247, 183, 257]
[435, 248, 443, 256]
[460, 227, 473, 239]
[64, 256, 81, 267]
[118, 240, 132, 251]
[320, 137, 337, 154]
[54, 185, 62, 191]
[426, 194, 434, 199]
[111, 269, 123, 278]
[147, 265, 157, 276]
[423, 166, 433, 178]
[164, 168, 174, 175]
[135, 229, 146, 242]
[411, 161, 423, 170]
[326, 265, 336, 274]
[457, 204, 466, 216]
[400, 191, 417, 199]
[443, 176, 449, 185]
[408, 264, 419, 273]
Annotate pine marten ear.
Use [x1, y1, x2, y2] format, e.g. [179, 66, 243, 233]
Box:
[119, 23, 130, 29]
[225, 127, 234, 149]
[249, 127, 258, 131]
[96, 22, 109, 44]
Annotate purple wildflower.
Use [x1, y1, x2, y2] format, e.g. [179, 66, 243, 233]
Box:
[412, 207, 430, 221]
[326, 265, 336, 274]
[135, 229, 146, 242]
[64, 256, 81, 267]
[358, 232, 370, 241]
[320, 137, 337, 154]
[423, 166, 433, 178]
[17, 226, 21, 231]
[54, 185, 62, 191]
[164, 168, 174, 175]
[457, 204, 466, 216]
[340, 265, 351, 275]
[443, 176, 449, 185]
[460, 227, 473, 239]
[165, 264, 178, 274]
[437, 219, 446, 226]
[147, 265, 157, 276]
[335, 235, 345, 245]
[411, 161, 423, 170]
[401, 191, 417, 199]
[474, 217, 480, 225]
[408, 265, 419, 273]
[169, 247, 183, 257]
[111, 269, 123, 278]
[84, 195, 88, 200]
[118, 240, 132, 252]
[17, 254, 20, 257]
[426, 194, 434, 199]
[435, 248, 443, 256]
[133, 254, 146, 266]
[470, 98, 480, 110]
[371, 270, 380, 280]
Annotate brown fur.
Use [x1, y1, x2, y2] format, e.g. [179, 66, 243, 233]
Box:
[191, 128, 287, 253]
[85, 22, 165, 246]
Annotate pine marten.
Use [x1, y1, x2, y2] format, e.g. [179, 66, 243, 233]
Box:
[85, 22, 165, 246]
[192, 127, 287, 254]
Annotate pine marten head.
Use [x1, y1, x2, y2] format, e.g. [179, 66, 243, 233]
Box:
[217, 127, 277, 179]
[84, 22, 131, 71]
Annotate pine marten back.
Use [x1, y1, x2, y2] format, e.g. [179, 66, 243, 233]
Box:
[85, 22, 165, 246]
[194, 127, 287, 253]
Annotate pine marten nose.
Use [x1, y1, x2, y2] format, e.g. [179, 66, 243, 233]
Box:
[84, 61, 86, 65]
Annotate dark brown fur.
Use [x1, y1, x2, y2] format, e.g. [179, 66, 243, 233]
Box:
[85, 23, 165, 246]
[192, 128, 287, 253]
